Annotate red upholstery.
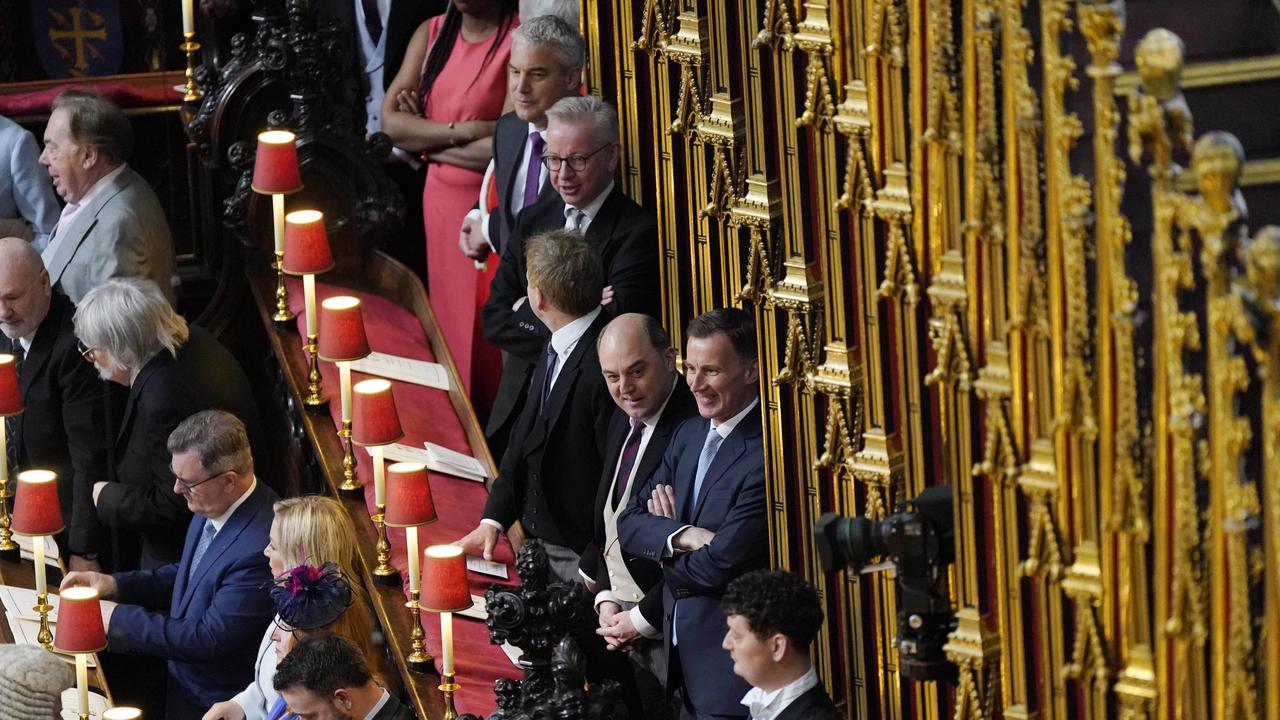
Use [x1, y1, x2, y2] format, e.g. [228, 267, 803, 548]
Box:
[287, 278, 521, 714]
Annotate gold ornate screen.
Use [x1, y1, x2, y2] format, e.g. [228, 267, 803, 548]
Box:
[578, 1, 1280, 718]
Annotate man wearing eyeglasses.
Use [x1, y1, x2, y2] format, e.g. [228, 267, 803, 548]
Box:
[62, 409, 277, 719]
[482, 94, 659, 463]
[0, 237, 110, 572]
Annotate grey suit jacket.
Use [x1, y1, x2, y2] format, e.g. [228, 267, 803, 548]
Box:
[41, 164, 175, 303]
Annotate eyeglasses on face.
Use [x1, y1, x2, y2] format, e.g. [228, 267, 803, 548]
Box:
[540, 143, 613, 172]
[76, 341, 97, 362]
[175, 469, 229, 492]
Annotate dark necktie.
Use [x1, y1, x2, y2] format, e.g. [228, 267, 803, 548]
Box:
[523, 131, 545, 209]
[361, 0, 383, 44]
[611, 420, 645, 509]
[539, 341, 558, 414]
[5, 343, 23, 478]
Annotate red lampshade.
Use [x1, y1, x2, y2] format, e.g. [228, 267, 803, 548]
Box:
[252, 130, 302, 194]
[12, 469, 63, 536]
[282, 210, 334, 275]
[0, 354, 20, 417]
[351, 379, 402, 446]
[318, 296, 371, 362]
[421, 545, 470, 612]
[54, 586, 107, 653]
[384, 463, 437, 527]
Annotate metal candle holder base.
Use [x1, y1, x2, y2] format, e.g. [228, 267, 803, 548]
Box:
[372, 506, 400, 586]
[439, 672, 460, 720]
[272, 252, 295, 324]
[0, 487, 18, 562]
[180, 33, 203, 102]
[303, 334, 328, 411]
[34, 595, 53, 650]
[405, 591, 436, 673]
[337, 421, 362, 499]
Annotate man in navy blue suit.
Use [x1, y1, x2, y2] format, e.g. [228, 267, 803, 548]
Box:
[61, 409, 277, 719]
[618, 308, 766, 720]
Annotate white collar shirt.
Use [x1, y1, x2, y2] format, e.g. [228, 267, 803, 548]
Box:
[547, 306, 602, 392]
[739, 665, 820, 720]
[361, 689, 391, 720]
[562, 180, 614, 234]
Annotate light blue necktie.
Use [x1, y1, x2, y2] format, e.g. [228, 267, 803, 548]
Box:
[187, 521, 216, 580]
[691, 425, 724, 506]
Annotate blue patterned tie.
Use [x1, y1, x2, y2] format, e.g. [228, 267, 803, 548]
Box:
[187, 521, 216, 580]
[539, 342, 558, 414]
[691, 426, 723, 506]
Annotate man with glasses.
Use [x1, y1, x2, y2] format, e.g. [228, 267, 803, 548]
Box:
[0, 237, 110, 571]
[62, 409, 278, 719]
[482, 94, 659, 462]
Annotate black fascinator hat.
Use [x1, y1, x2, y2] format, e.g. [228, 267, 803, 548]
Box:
[271, 562, 355, 630]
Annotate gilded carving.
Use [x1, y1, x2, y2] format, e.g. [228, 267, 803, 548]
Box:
[1019, 439, 1065, 581]
[730, 175, 782, 303]
[973, 343, 1018, 485]
[770, 257, 824, 388]
[871, 164, 918, 305]
[924, 250, 973, 391]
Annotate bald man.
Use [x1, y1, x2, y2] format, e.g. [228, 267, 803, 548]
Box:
[0, 237, 111, 570]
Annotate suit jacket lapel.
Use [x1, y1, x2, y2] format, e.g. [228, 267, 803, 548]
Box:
[176, 485, 260, 615]
[18, 294, 69, 405]
[690, 407, 761, 522]
[117, 356, 162, 446]
[44, 169, 131, 287]
[676, 418, 710, 520]
[171, 516, 204, 608]
[582, 186, 623, 247]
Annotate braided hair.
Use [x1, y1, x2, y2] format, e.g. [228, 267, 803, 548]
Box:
[418, 0, 520, 105]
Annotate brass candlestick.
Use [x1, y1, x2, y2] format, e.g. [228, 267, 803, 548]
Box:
[406, 590, 435, 673]
[303, 334, 327, 410]
[33, 593, 53, 649]
[179, 32, 202, 102]
[273, 251, 295, 324]
[371, 505, 400, 586]
[439, 672, 460, 720]
[0, 485, 18, 562]
[337, 420, 362, 499]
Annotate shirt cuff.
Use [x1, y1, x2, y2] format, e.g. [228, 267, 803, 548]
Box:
[594, 590, 621, 612]
[630, 606, 660, 639]
[480, 518, 505, 531]
[664, 525, 692, 557]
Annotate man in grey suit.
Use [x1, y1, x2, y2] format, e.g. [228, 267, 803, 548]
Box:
[38, 90, 175, 304]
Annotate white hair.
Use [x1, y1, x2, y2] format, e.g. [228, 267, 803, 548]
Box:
[546, 95, 619, 145]
[74, 277, 188, 370]
[512, 14, 585, 70]
[520, 0, 579, 28]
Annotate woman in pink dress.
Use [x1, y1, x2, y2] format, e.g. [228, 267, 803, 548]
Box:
[383, 0, 517, 417]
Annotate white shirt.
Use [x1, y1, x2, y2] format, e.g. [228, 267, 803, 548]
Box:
[740, 666, 820, 720]
[562, 180, 614, 234]
[362, 689, 391, 720]
[208, 478, 257, 533]
[354, 0, 390, 137]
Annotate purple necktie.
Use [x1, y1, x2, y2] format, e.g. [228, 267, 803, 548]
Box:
[523, 131, 545, 209]
[611, 421, 645, 509]
[361, 0, 383, 44]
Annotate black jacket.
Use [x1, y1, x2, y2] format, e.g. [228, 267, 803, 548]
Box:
[481, 311, 615, 552]
[8, 293, 111, 556]
[97, 326, 264, 570]
[482, 185, 660, 457]
[580, 379, 697, 627]
[774, 683, 842, 720]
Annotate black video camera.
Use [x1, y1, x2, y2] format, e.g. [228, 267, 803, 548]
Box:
[814, 485, 956, 682]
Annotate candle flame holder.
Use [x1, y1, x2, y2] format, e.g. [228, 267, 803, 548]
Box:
[272, 250, 295, 324]
[371, 505, 400, 586]
[337, 420, 362, 499]
[303, 333, 327, 410]
[406, 590, 435, 673]
[439, 672, 460, 720]
[179, 32, 202, 102]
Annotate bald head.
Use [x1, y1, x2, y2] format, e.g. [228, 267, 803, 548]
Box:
[0, 238, 52, 341]
[598, 314, 678, 421]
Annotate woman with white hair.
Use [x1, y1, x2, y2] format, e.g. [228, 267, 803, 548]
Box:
[74, 277, 263, 571]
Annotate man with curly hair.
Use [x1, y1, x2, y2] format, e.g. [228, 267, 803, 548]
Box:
[720, 570, 841, 720]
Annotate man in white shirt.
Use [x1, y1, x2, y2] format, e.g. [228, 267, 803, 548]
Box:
[274, 635, 415, 720]
[721, 570, 841, 720]
[458, 230, 615, 584]
[38, 90, 174, 304]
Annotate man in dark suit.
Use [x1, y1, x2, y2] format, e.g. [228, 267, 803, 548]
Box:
[482, 95, 660, 461]
[0, 238, 110, 570]
[459, 14, 584, 261]
[580, 313, 697, 720]
[73, 277, 264, 571]
[274, 635, 415, 720]
[721, 570, 841, 720]
[62, 410, 278, 719]
[618, 308, 766, 720]
[458, 230, 614, 583]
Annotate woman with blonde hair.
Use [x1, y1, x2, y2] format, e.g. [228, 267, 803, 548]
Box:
[201, 496, 379, 720]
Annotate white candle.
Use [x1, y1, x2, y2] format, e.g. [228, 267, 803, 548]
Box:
[441, 611, 455, 675]
[32, 540, 46, 596]
[272, 193, 285, 253]
[181, 0, 194, 36]
[303, 273, 317, 337]
[339, 362, 352, 422]
[371, 445, 386, 505]
[406, 527, 420, 594]
[76, 653, 89, 716]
